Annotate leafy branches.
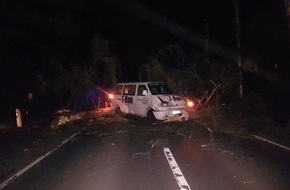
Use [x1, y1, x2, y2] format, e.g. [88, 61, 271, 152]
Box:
[92, 36, 119, 87]
[50, 61, 96, 110]
[141, 44, 240, 109]
[49, 36, 120, 111]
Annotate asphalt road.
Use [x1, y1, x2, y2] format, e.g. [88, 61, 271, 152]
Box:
[2, 118, 290, 190]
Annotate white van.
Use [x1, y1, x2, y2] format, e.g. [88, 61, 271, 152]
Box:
[110, 82, 188, 122]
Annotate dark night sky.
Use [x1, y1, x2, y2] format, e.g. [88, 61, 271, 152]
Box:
[0, 0, 289, 121]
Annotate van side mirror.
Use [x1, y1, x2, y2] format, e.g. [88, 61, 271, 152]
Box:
[142, 90, 148, 96]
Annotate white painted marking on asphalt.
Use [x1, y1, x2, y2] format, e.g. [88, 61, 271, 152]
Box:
[0, 127, 87, 189]
[163, 147, 192, 190]
[253, 135, 290, 151]
[207, 128, 213, 133]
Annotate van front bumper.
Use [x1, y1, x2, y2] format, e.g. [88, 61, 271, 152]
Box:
[153, 109, 189, 122]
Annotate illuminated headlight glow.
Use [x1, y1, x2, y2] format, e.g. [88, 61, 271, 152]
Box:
[172, 110, 181, 115]
[161, 102, 170, 107]
[187, 101, 194, 107]
[108, 94, 114, 99]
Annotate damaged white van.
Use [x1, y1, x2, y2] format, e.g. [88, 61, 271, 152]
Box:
[110, 82, 188, 122]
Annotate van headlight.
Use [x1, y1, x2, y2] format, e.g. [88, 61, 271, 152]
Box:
[172, 110, 181, 115]
[161, 102, 170, 107]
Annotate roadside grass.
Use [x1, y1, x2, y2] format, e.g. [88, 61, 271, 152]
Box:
[194, 103, 290, 147]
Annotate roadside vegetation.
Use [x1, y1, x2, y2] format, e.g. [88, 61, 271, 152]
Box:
[44, 38, 290, 145]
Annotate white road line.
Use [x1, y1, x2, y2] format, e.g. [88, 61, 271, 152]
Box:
[163, 147, 192, 190]
[207, 128, 213, 133]
[253, 135, 290, 151]
[0, 127, 87, 189]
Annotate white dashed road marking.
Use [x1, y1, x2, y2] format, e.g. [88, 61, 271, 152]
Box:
[253, 135, 290, 151]
[163, 147, 192, 190]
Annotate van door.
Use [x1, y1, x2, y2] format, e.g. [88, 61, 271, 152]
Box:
[122, 84, 136, 114]
[134, 84, 150, 117]
[113, 84, 123, 102]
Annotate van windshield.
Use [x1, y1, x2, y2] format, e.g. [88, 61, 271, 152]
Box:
[148, 83, 172, 95]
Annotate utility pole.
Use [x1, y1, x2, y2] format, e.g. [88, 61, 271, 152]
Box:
[285, 0, 290, 32]
[205, 19, 209, 64]
[234, 0, 243, 98]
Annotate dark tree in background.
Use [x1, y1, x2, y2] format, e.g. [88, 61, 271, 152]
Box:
[0, 0, 289, 125]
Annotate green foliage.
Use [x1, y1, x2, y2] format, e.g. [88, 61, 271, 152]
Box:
[157, 44, 186, 69]
[50, 60, 72, 109]
[66, 64, 96, 109]
[49, 36, 120, 111]
[91, 36, 120, 86]
[232, 93, 269, 119]
[140, 44, 240, 107]
[50, 61, 96, 110]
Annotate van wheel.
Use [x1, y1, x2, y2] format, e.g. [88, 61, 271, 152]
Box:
[115, 106, 122, 115]
[147, 110, 156, 123]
